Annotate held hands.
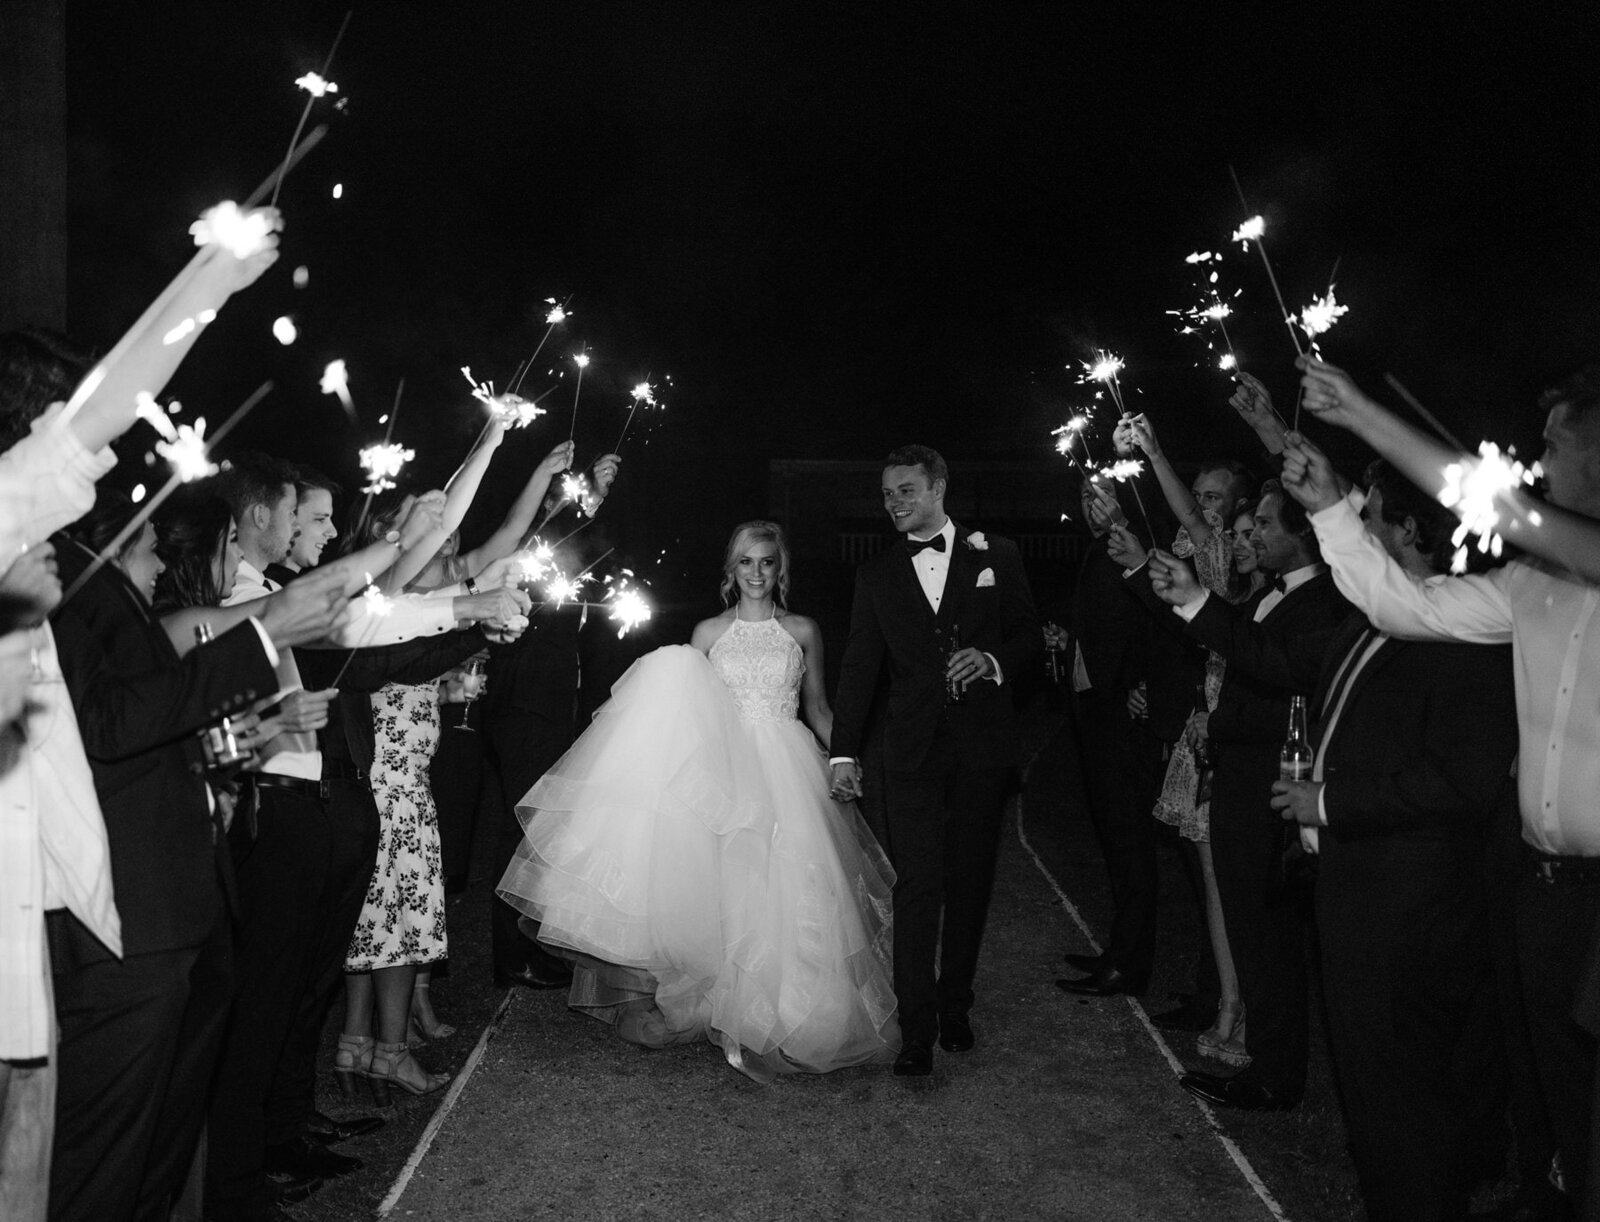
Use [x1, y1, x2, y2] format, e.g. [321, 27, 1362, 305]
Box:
[1104, 521, 1147, 570]
[591, 453, 622, 498]
[258, 567, 350, 649]
[1126, 682, 1148, 721]
[829, 760, 864, 802]
[1279, 432, 1348, 515]
[0, 544, 61, 620]
[1270, 779, 1324, 827]
[1147, 549, 1202, 607]
[1296, 355, 1375, 431]
[1121, 413, 1159, 457]
[455, 586, 532, 627]
[396, 491, 448, 552]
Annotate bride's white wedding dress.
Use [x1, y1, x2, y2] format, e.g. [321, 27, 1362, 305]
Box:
[496, 614, 900, 1080]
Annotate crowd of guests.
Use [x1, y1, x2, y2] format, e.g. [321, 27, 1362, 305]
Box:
[1054, 363, 1600, 1221]
[0, 210, 630, 1222]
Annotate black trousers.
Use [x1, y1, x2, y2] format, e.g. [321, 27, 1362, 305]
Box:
[1071, 689, 1157, 987]
[1515, 863, 1600, 1207]
[1317, 836, 1489, 1222]
[1209, 790, 1309, 1098]
[884, 724, 1012, 1046]
[205, 785, 333, 1211]
[432, 704, 487, 889]
[49, 910, 233, 1222]
[261, 778, 381, 1145]
[483, 707, 574, 973]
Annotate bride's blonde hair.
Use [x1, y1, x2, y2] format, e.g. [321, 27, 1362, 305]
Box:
[719, 520, 791, 609]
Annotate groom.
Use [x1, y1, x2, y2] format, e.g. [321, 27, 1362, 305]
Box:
[830, 445, 1041, 1076]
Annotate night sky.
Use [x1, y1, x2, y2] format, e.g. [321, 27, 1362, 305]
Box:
[59, 1, 1600, 613]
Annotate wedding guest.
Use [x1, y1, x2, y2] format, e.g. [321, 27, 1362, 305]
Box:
[274, 466, 341, 579]
[1139, 480, 1351, 1110]
[830, 446, 1042, 1075]
[1288, 357, 1600, 1212]
[1050, 478, 1157, 999]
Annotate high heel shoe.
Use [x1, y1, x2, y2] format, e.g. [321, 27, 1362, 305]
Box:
[408, 981, 456, 1044]
[366, 1040, 451, 1107]
[1196, 1004, 1251, 1069]
[333, 1034, 375, 1102]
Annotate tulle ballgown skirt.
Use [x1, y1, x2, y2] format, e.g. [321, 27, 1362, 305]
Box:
[496, 646, 900, 1081]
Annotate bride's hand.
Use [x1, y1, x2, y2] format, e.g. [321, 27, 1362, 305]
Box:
[830, 760, 863, 801]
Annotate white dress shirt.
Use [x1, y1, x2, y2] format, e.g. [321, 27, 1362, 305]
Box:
[1312, 491, 1600, 856]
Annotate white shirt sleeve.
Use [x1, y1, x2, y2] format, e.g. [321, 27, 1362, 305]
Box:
[0, 401, 118, 558]
[333, 591, 458, 648]
[1310, 492, 1514, 645]
[1173, 589, 1211, 623]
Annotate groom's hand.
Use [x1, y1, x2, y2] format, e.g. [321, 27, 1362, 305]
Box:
[830, 761, 863, 801]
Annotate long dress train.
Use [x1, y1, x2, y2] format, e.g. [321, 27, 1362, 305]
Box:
[496, 617, 900, 1081]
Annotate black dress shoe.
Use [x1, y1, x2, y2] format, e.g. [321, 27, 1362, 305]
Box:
[264, 1167, 323, 1204]
[1061, 951, 1102, 973]
[1179, 1070, 1299, 1112]
[1055, 966, 1146, 997]
[893, 1040, 934, 1077]
[265, 1136, 363, 1180]
[306, 1109, 385, 1144]
[494, 960, 572, 990]
[938, 1012, 975, 1053]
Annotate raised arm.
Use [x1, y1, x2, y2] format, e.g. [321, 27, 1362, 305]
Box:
[382, 422, 508, 590]
[459, 440, 575, 577]
[1299, 355, 1600, 583]
[1123, 412, 1212, 547]
[1229, 371, 1289, 456]
[66, 210, 282, 453]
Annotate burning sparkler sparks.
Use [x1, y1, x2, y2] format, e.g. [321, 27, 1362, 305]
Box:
[359, 577, 394, 618]
[1437, 442, 1538, 574]
[189, 202, 278, 260]
[136, 392, 219, 482]
[272, 316, 298, 345]
[1297, 288, 1349, 349]
[294, 72, 338, 97]
[545, 300, 568, 325]
[359, 442, 415, 495]
[1093, 458, 1146, 483]
[1078, 350, 1128, 415]
[615, 379, 661, 450]
[320, 359, 355, 420]
[1231, 215, 1265, 247]
[605, 580, 653, 638]
[461, 366, 546, 428]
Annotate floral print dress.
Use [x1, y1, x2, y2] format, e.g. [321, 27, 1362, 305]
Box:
[344, 682, 448, 970]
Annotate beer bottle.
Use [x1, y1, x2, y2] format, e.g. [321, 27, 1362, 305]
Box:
[1279, 695, 1312, 783]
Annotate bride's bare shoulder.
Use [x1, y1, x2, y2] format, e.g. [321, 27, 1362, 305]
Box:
[774, 610, 820, 645]
[689, 609, 736, 654]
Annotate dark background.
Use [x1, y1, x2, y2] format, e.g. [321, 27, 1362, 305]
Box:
[59, 0, 1600, 632]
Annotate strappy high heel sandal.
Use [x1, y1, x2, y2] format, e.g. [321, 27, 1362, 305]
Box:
[367, 1040, 451, 1107]
[1196, 1004, 1251, 1068]
[408, 980, 456, 1045]
[333, 1034, 375, 1101]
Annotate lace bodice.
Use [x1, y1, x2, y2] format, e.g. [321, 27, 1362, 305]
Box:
[709, 615, 803, 723]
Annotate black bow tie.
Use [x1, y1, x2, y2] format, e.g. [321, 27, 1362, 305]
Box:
[1269, 575, 1288, 594]
[907, 534, 947, 555]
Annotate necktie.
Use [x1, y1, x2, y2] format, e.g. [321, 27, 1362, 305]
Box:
[907, 535, 946, 555]
[1269, 574, 1287, 593]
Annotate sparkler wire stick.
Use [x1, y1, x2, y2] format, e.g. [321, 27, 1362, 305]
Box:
[510, 295, 574, 396]
[1382, 373, 1468, 452]
[1227, 167, 1304, 362]
[60, 381, 274, 607]
[567, 348, 589, 443]
[272, 10, 353, 208]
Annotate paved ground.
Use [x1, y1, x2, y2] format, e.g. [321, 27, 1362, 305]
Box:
[369, 711, 1275, 1222]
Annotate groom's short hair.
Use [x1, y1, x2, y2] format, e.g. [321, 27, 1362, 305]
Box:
[884, 445, 948, 488]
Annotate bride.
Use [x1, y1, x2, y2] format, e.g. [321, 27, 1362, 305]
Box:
[496, 521, 900, 1080]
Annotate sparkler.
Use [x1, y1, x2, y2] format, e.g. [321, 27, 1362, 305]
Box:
[1090, 457, 1155, 540]
[1079, 350, 1128, 416]
[1227, 170, 1304, 364]
[1381, 374, 1468, 452]
[272, 316, 298, 345]
[606, 583, 653, 638]
[567, 348, 590, 443]
[1050, 415, 1093, 475]
[320, 359, 355, 421]
[614, 379, 658, 451]
[1297, 288, 1349, 350]
[461, 366, 546, 428]
[508, 297, 573, 396]
[1437, 442, 1538, 574]
[61, 382, 274, 607]
[1170, 250, 1244, 375]
[189, 202, 280, 260]
[358, 442, 415, 495]
[273, 11, 353, 208]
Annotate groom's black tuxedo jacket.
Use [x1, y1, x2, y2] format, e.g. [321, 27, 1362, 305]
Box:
[833, 523, 1041, 772]
[49, 534, 278, 961]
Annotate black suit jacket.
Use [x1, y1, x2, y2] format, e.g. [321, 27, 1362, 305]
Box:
[1070, 541, 1148, 700]
[49, 535, 278, 959]
[833, 524, 1041, 771]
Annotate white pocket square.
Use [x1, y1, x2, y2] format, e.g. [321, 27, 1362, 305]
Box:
[976, 567, 995, 587]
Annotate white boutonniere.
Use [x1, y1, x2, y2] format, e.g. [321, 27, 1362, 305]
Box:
[976, 567, 996, 588]
[966, 531, 988, 551]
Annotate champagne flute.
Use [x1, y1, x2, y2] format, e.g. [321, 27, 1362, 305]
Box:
[456, 657, 486, 731]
